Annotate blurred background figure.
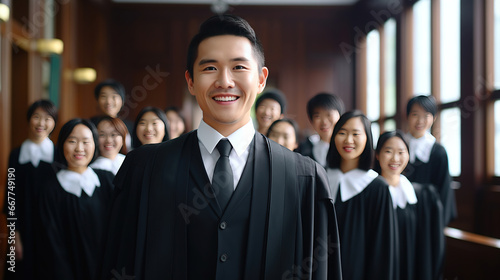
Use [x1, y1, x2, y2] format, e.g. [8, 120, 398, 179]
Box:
[91, 79, 133, 151]
[38, 119, 114, 280]
[297, 93, 344, 168]
[254, 89, 286, 135]
[165, 106, 187, 139]
[132, 106, 170, 149]
[404, 95, 456, 226]
[375, 130, 444, 280]
[90, 116, 128, 175]
[3, 100, 57, 280]
[266, 118, 299, 151]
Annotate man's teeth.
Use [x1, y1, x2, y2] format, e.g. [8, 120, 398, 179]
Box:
[214, 96, 237, 102]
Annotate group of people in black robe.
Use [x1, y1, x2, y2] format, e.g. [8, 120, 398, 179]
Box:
[4, 14, 456, 280]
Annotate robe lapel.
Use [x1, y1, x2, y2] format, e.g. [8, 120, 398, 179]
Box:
[264, 138, 299, 279]
[243, 133, 270, 280]
[143, 132, 195, 279]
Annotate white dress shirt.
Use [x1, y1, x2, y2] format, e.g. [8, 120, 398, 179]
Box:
[388, 175, 418, 209]
[56, 167, 101, 197]
[197, 119, 255, 190]
[309, 134, 330, 167]
[326, 168, 379, 202]
[90, 154, 126, 175]
[18, 138, 54, 167]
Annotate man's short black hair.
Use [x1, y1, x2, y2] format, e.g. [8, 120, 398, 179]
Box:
[255, 89, 286, 114]
[406, 95, 438, 117]
[94, 79, 126, 103]
[306, 93, 345, 120]
[186, 14, 265, 79]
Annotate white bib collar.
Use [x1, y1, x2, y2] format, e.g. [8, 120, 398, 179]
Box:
[90, 154, 125, 175]
[407, 132, 436, 163]
[56, 167, 100, 197]
[18, 138, 54, 167]
[388, 175, 418, 209]
[326, 168, 378, 202]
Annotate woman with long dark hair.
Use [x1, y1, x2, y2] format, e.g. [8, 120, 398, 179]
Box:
[39, 119, 114, 280]
[326, 110, 396, 280]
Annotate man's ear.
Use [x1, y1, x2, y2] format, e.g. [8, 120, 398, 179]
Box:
[258, 67, 269, 93]
[279, 114, 284, 120]
[185, 70, 195, 96]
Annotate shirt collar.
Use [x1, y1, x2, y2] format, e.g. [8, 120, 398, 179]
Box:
[326, 168, 378, 202]
[388, 175, 418, 209]
[56, 167, 101, 197]
[19, 138, 54, 167]
[197, 119, 255, 157]
[407, 132, 436, 163]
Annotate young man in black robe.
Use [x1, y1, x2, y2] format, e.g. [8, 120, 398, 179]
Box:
[101, 15, 342, 280]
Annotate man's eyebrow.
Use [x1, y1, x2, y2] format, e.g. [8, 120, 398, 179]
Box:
[198, 59, 217, 65]
[231, 57, 250, 62]
[198, 57, 251, 65]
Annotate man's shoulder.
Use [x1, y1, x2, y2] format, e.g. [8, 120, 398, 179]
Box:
[268, 139, 319, 176]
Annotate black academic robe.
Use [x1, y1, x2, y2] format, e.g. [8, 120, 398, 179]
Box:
[297, 138, 315, 161]
[412, 183, 445, 280]
[405, 143, 457, 225]
[393, 204, 417, 280]
[38, 169, 115, 280]
[101, 131, 342, 280]
[3, 146, 56, 280]
[334, 176, 396, 280]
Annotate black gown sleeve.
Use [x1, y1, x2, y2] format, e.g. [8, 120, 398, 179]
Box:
[431, 144, 457, 225]
[100, 144, 158, 279]
[414, 183, 445, 280]
[366, 178, 396, 280]
[314, 163, 343, 280]
[38, 175, 74, 279]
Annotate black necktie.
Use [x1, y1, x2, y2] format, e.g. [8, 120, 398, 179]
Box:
[213, 139, 234, 210]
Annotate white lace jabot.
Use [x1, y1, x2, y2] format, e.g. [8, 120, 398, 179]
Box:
[407, 132, 436, 163]
[18, 138, 54, 167]
[388, 175, 418, 209]
[56, 167, 100, 197]
[326, 168, 378, 202]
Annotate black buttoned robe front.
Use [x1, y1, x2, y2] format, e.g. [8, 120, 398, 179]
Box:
[101, 131, 343, 280]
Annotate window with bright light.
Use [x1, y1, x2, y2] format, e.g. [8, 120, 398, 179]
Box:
[384, 119, 396, 132]
[440, 0, 461, 103]
[440, 108, 461, 176]
[495, 0, 500, 89]
[413, 0, 431, 95]
[495, 101, 500, 176]
[384, 19, 397, 117]
[366, 29, 380, 122]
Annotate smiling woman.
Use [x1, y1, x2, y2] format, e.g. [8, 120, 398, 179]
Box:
[325, 110, 396, 280]
[132, 106, 170, 148]
[38, 118, 115, 280]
